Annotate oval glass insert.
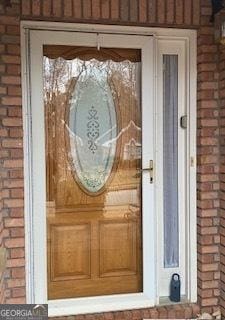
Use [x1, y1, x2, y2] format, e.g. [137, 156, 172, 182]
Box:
[68, 68, 117, 193]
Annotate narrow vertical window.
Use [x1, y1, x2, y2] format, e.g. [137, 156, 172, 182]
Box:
[163, 55, 179, 268]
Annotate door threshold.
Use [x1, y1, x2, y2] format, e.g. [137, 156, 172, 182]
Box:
[158, 296, 188, 306]
[48, 293, 154, 317]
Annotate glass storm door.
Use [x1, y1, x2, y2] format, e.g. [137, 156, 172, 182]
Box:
[27, 29, 196, 311]
[43, 45, 145, 299]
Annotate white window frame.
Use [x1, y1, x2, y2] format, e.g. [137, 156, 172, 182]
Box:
[154, 34, 197, 303]
[156, 40, 187, 299]
[21, 21, 197, 317]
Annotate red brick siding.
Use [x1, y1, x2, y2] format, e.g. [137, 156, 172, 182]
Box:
[0, 165, 6, 303]
[20, 0, 201, 27]
[219, 21, 225, 319]
[197, 1, 220, 315]
[56, 304, 200, 320]
[0, 0, 222, 318]
[0, 0, 25, 305]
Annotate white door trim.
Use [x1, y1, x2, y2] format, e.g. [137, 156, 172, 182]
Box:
[21, 22, 197, 317]
[23, 27, 155, 316]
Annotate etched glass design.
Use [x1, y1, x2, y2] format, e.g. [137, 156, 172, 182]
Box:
[68, 66, 117, 193]
[163, 55, 179, 268]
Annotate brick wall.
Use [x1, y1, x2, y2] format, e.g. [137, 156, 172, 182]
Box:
[197, 2, 221, 315]
[0, 0, 25, 304]
[65, 305, 200, 320]
[220, 43, 225, 318]
[219, 12, 225, 317]
[20, 0, 201, 27]
[0, 160, 6, 303]
[0, 0, 222, 318]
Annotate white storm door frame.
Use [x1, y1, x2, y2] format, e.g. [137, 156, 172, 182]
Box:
[25, 29, 155, 316]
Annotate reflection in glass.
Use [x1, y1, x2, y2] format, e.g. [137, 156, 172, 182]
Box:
[43, 47, 143, 299]
[163, 55, 179, 268]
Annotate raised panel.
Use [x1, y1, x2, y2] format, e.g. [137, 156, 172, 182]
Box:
[99, 220, 137, 277]
[50, 224, 91, 281]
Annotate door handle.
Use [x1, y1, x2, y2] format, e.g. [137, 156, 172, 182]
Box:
[138, 160, 154, 184]
[141, 160, 153, 184]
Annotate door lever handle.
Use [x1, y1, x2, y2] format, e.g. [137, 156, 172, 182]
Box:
[140, 160, 154, 184]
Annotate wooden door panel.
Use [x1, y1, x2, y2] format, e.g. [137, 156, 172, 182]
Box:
[50, 224, 91, 281]
[44, 47, 142, 299]
[99, 220, 137, 277]
[49, 274, 141, 300]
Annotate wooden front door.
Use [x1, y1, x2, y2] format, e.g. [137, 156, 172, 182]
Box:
[44, 45, 144, 300]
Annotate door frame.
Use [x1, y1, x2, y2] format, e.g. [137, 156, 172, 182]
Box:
[21, 21, 197, 317]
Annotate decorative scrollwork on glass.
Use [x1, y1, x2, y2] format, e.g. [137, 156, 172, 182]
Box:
[87, 106, 100, 154]
[68, 72, 117, 193]
[82, 170, 106, 189]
